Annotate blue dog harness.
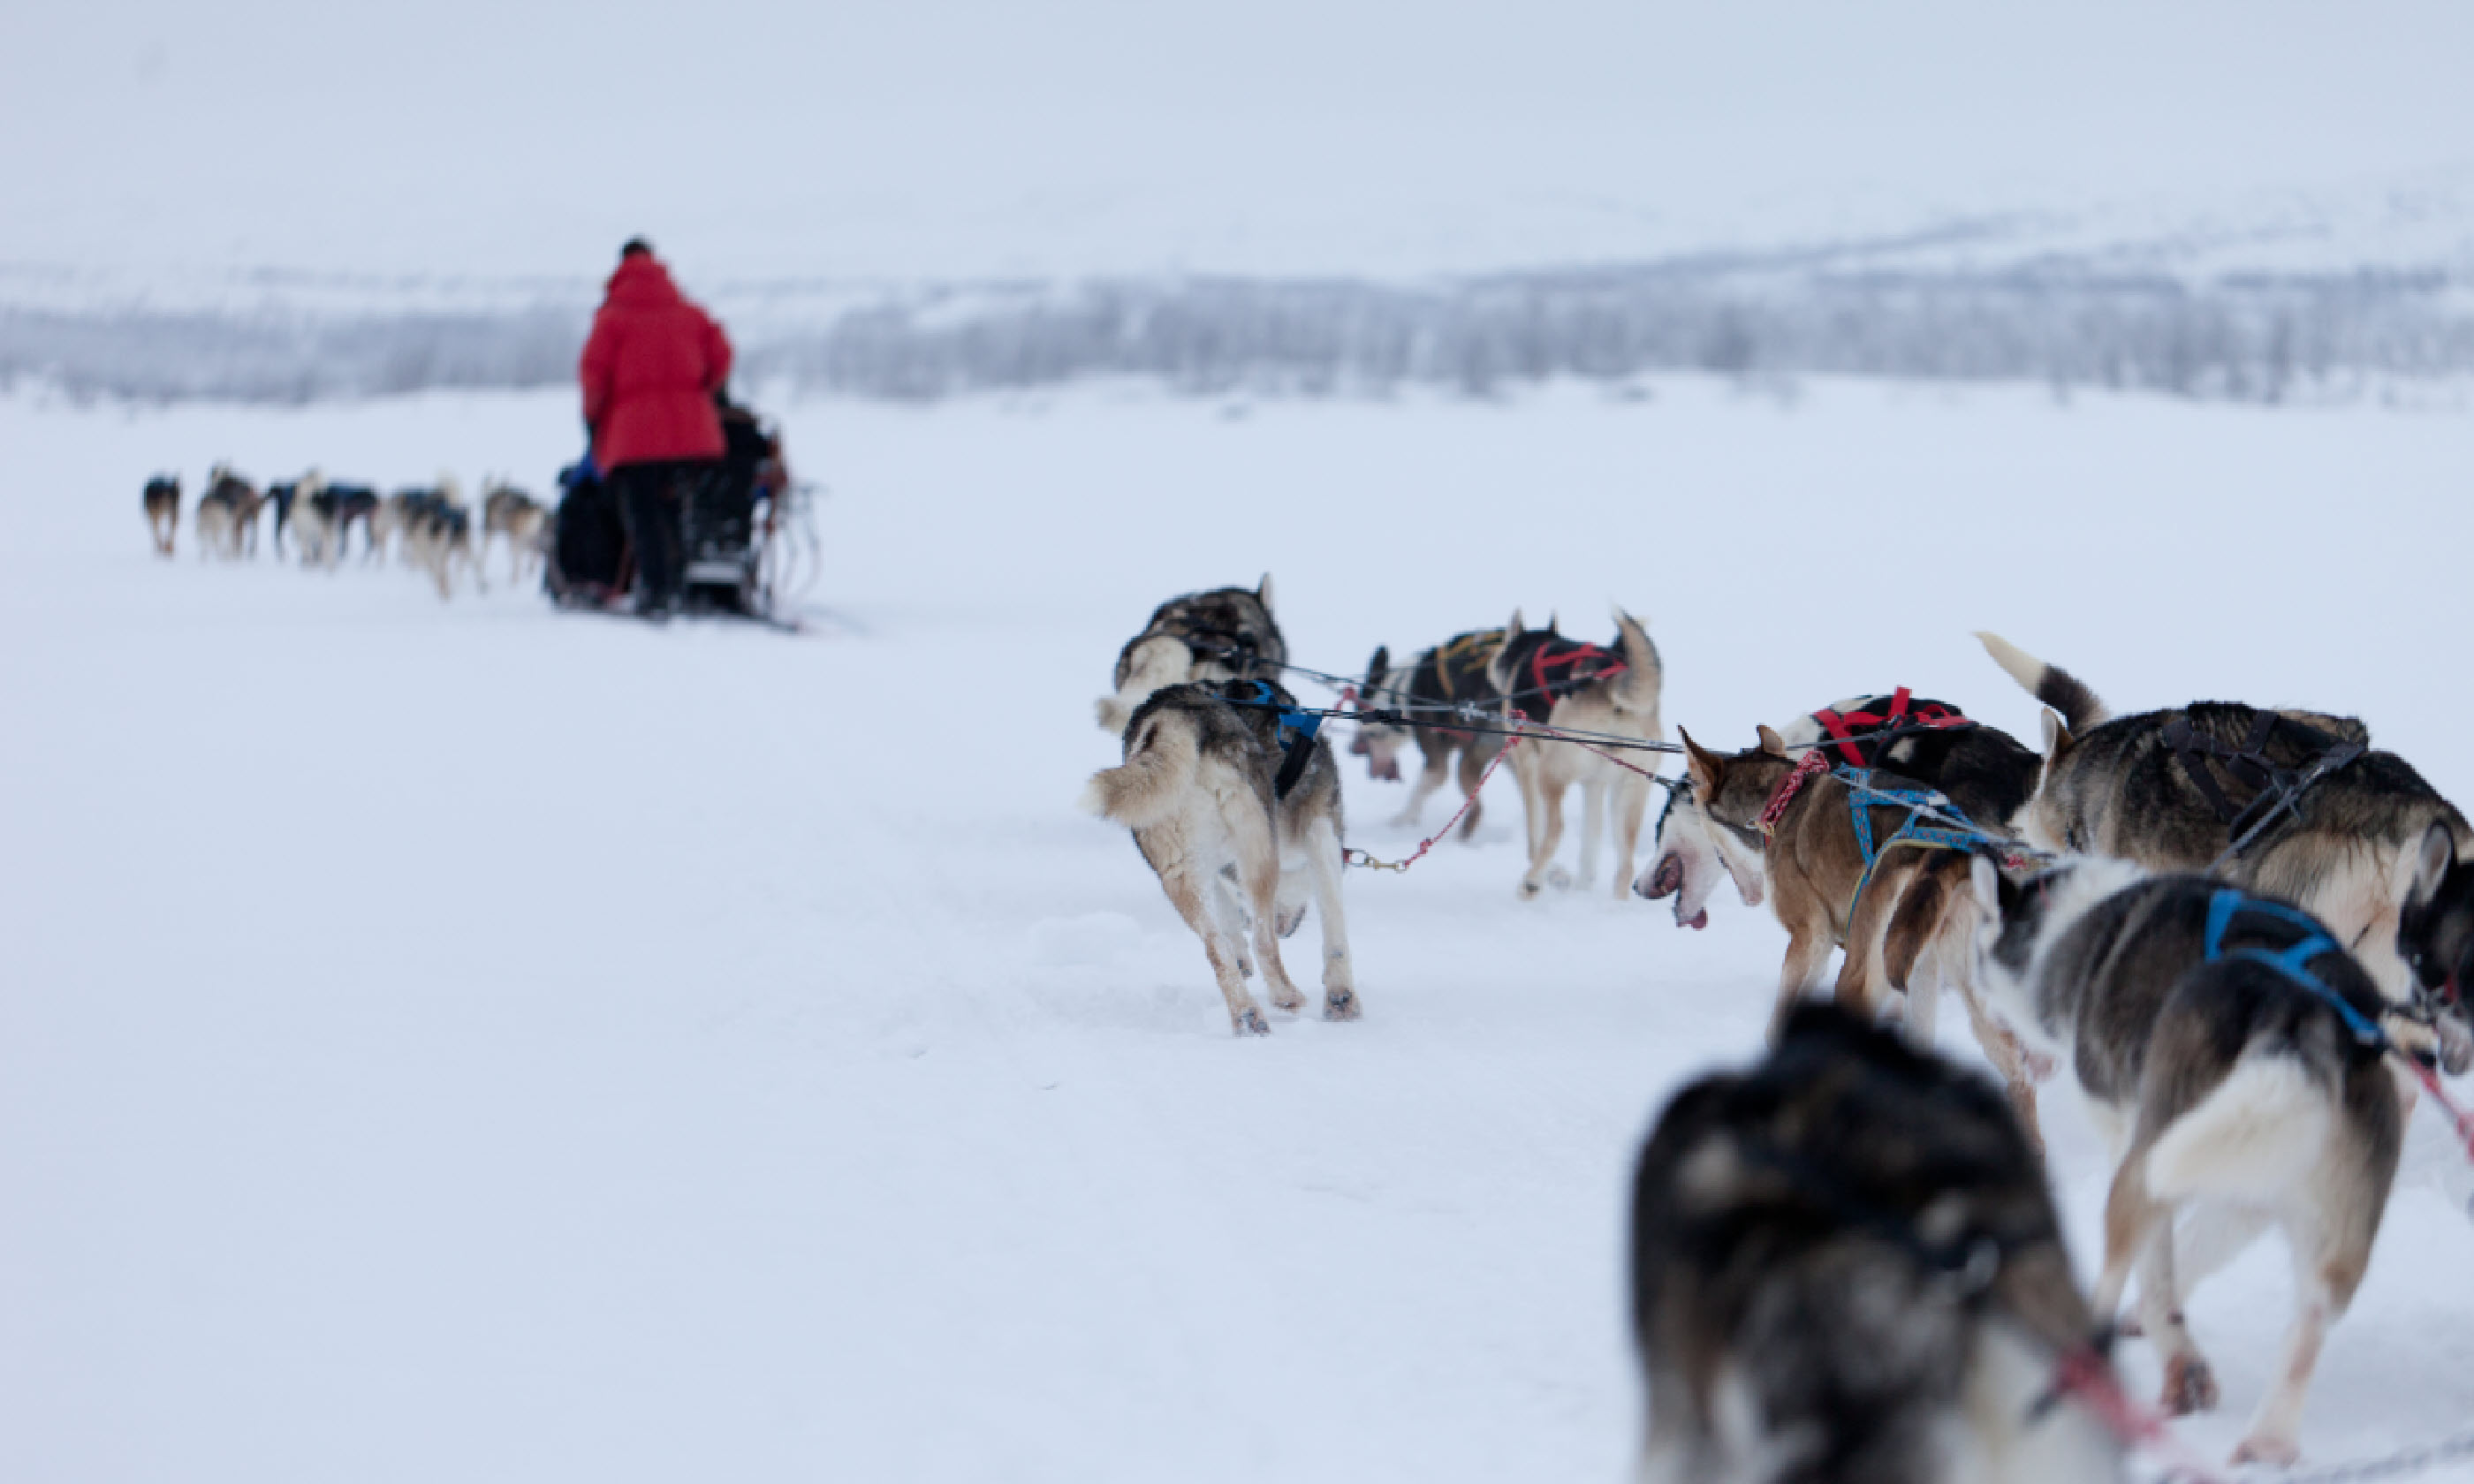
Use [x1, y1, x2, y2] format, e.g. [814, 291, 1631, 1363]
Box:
[1246, 681, 1324, 799]
[1836, 767, 2008, 922]
[2201, 889, 2387, 1048]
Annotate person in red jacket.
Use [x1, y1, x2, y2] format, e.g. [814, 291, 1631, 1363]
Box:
[579, 239, 733, 617]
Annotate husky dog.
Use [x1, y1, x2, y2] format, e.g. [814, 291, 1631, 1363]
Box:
[411, 498, 480, 601]
[479, 481, 549, 586]
[1096, 577, 1286, 733]
[330, 483, 381, 558]
[1968, 859, 2411, 1465]
[1484, 609, 1664, 899]
[1636, 695, 2027, 933]
[194, 465, 249, 560]
[1977, 633, 2473, 1000]
[1353, 627, 1508, 836]
[142, 475, 179, 556]
[1679, 723, 2051, 1142]
[229, 481, 269, 557]
[290, 473, 340, 567]
[1631, 1002, 2122, 1484]
[1081, 678, 1356, 1035]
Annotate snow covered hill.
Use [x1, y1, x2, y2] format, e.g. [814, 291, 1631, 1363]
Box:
[3, 377, 2470, 1482]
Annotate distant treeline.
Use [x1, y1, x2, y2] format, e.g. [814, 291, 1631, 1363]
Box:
[7, 264, 2471, 404]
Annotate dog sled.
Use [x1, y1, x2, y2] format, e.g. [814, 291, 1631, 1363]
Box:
[543, 398, 820, 629]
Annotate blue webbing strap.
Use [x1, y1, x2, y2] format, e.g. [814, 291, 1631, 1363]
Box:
[2203, 889, 2386, 1047]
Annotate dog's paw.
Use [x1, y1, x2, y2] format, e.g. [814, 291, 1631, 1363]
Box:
[1268, 982, 1307, 1012]
[1545, 866, 1573, 890]
[1233, 1006, 1272, 1037]
[2233, 1432, 2300, 1468]
[1323, 988, 1360, 1021]
[1518, 878, 1544, 900]
[2160, 1353, 2219, 1415]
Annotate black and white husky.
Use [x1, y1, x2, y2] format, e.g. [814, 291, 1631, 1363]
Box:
[1630, 1003, 2122, 1484]
[1976, 632, 2471, 1002]
[1081, 678, 1355, 1035]
[1967, 857, 2421, 1465]
[1096, 578, 1286, 734]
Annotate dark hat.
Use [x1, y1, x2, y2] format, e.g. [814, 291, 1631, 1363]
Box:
[619, 238, 653, 261]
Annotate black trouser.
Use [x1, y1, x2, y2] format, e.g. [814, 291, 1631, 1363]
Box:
[609, 460, 712, 608]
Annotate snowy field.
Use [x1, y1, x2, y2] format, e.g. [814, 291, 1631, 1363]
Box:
[4, 377, 2472, 1482]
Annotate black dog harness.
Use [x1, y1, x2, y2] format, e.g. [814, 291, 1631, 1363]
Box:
[1505, 636, 1627, 724]
[1241, 681, 1324, 799]
[1810, 688, 1973, 768]
[2161, 712, 2364, 858]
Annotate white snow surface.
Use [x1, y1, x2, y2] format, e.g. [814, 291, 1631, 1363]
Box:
[4, 379, 2472, 1481]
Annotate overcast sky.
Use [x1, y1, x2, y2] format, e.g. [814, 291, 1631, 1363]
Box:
[6, 1, 2472, 281]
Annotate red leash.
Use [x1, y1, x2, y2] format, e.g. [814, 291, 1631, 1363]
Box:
[1344, 735, 1522, 872]
[1757, 749, 1830, 836]
[2407, 1058, 2474, 1162]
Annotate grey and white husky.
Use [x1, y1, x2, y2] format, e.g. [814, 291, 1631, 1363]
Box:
[1630, 1002, 2122, 1484]
[1485, 609, 1665, 899]
[1095, 577, 1286, 733]
[1081, 678, 1356, 1035]
[1967, 857, 2420, 1465]
[1977, 632, 2471, 1002]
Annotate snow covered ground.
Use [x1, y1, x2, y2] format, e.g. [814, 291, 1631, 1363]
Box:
[3, 378, 2471, 1482]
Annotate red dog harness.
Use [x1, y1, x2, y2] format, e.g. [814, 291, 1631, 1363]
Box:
[1512, 640, 1628, 724]
[1810, 687, 1972, 768]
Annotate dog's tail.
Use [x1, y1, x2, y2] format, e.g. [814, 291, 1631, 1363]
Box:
[1080, 708, 1200, 830]
[1097, 635, 1191, 734]
[1612, 607, 1663, 716]
[2142, 1046, 2332, 1208]
[1974, 632, 2110, 733]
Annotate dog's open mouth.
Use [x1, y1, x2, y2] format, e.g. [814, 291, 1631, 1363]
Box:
[1680, 906, 1708, 930]
[1639, 854, 1682, 901]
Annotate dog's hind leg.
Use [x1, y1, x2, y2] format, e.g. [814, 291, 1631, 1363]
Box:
[2233, 1214, 2343, 1466]
[1232, 809, 1305, 1016]
[1766, 882, 1837, 1044]
[2097, 1147, 2220, 1416]
[1206, 870, 1256, 978]
[1165, 865, 1271, 1035]
[1302, 815, 1358, 1020]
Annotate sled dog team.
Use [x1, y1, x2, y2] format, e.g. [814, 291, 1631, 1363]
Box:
[141, 467, 550, 599]
[1085, 579, 2474, 1480]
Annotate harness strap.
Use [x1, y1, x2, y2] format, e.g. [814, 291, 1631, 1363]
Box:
[1516, 641, 1628, 723]
[1812, 688, 1973, 768]
[2201, 889, 2386, 1047]
[1247, 682, 1324, 799]
[1836, 767, 2008, 924]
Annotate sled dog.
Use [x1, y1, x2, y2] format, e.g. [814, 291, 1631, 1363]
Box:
[1636, 694, 2034, 934]
[1977, 632, 2473, 1000]
[2394, 822, 2474, 1063]
[1678, 723, 2050, 1144]
[1484, 609, 1665, 899]
[410, 492, 479, 601]
[290, 473, 340, 567]
[194, 465, 251, 560]
[1353, 627, 1508, 837]
[1968, 859, 2415, 1465]
[1081, 678, 1356, 1034]
[480, 481, 549, 586]
[141, 475, 179, 556]
[1631, 1002, 2122, 1484]
[1096, 577, 1286, 733]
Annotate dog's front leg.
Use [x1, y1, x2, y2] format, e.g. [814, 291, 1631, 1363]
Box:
[1393, 741, 1450, 829]
[1606, 771, 1650, 901]
[1520, 768, 1569, 899]
[1574, 776, 1605, 890]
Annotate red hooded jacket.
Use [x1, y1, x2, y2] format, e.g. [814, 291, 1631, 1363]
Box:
[579, 255, 733, 470]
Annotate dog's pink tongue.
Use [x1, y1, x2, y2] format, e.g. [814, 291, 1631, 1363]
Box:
[1684, 909, 1708, 931]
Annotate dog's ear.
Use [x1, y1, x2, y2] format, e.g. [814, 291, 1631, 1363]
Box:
[1256, 572, 1276, 611]
[1681, 727, 1726, 796]
[2412, 821, 2456, 906]
[1366, 646, 1390, 689]
[1756, 724, 1787, 757]
[1505, 608, 1525, 639]
[1545, 610, 1560, 634]
[2039, 707, 2075, 763]
[1969, 853, 2003, 919]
